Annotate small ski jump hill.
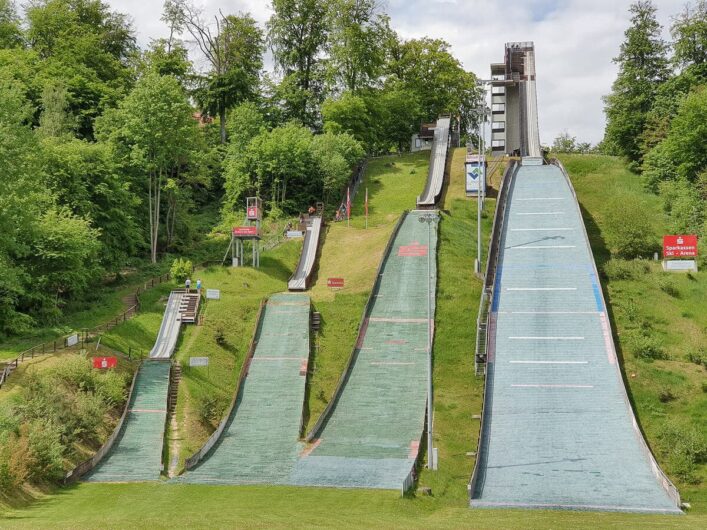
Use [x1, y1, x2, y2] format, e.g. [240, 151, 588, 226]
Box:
[288, 211, 437, 491]
[288, 216, 323, 291]
[417, 116, 451, 208]
[469, 42, 681, 514]
[85, 290, 199, 482]
[180, 293, 311, 485]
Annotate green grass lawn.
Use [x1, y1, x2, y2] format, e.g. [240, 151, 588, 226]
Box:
[561, 154, 707, 507]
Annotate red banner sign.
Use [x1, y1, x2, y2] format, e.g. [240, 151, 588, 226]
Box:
[663, 235, 698, 258]
[327, 277, 345, 288]
[93, 356, 117, 369]
[247, 206, 259, 219]
[232, 226, 259, 237]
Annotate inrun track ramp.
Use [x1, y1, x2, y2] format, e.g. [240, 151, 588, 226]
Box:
[288, 216, 322, 291]
[470, 161, 681, 514]
[85, 360, 170, 482]
[288, 211, 437, 490]
[180, 293, 310, 484]
[417, 117, 450, 207]
[149, 291, 184, 359]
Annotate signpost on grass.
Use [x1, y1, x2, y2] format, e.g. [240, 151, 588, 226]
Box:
[327, 277, 345, 289]
[206, 289, 221, 300]
[662, 235, 698, 272]
[93, 356, 117, 369]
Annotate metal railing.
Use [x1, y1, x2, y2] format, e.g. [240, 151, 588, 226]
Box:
[184, 299, 267, 470]
[0, 272, 172, 389]
[549, 158, 682, 510]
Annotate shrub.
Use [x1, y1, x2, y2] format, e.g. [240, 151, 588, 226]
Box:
[658, 388, 676, 403]
[214, 326, 226, 346]
[687, 347, 707, 369]
[170, 258, 193, 284]
[26, 421, 65, 482]
[603, 259, 650, 280]
[630, 332, 668, 360]
[603, 197, 657, 258]
[659, 421, 707, 483]
[0, 433, 33, 493]
[197, 394, 228, 426]
[657, 274, 680, 297]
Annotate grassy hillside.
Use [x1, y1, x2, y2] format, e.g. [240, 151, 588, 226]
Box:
[561, 154, 707, 507]
[3, 152, 706, 528]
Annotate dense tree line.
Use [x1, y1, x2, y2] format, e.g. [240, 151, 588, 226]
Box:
[0, 0, 476, 336]
[604, 0, 707, 258]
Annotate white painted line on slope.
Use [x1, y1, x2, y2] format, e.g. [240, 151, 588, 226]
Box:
[516, 197, 564, 201]
[510, 228, 574, 231]
[516, 208, 565, 215]
[513, 245, 576, 249]
[509, 311, 599, 314]
[506, 288, 577, 291]
[511, 384, 594, 388]
[509, 336, 585, 340]
[509, 360, 588, 364]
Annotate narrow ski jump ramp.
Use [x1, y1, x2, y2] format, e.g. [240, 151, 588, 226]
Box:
[417, 117, 450, 208]
[85, 360, 170, 482]
[180, 293, 310, 484]
[149, 291, 184, 359]
[289, 216, 323, 291]
[471, 162, 680, 513]
[288, 211, 437, 490]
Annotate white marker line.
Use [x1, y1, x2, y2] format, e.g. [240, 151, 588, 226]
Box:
[506, 288, 577, 291]
[516, 208, 565, 215]
[509, 336, 585, 340]
[510, 228, 573, 231]
[514, 245, 576, 249]
[509, 311, 599, 314]
[511, 384, 594, 389]
[516, 198, 564, 201]
[509, 360, 588, 364]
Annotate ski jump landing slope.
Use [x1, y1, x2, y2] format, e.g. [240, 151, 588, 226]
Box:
[417, 117, 450, 207]
[470, 162, 681, 513]
[180, 293, 310, 484]
[288, 216, 323, 291]
[86, 292, 186, 482]
[85, 360, 170, 482]
[288, 211, 437, 490]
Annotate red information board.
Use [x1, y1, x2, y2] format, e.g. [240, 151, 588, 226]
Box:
[663, 235, 698, 258]
[232, 226, 259, 237]
[93, 356, 117, 369]
[327, 277, 345, 288]
[247, 206, 259, 219]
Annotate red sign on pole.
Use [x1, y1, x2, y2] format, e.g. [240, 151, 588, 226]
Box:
[247, 206, 259, 219]
[663, 235, 698, 258]
[327, 277, 345, 288]
[232, 226, 259, 237]
[93, 356, 117, 369]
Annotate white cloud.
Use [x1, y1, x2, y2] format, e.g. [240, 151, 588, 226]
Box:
[105, 0, 688, 144]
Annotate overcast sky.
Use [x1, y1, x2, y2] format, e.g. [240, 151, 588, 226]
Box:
[106, 0, 688, 144]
